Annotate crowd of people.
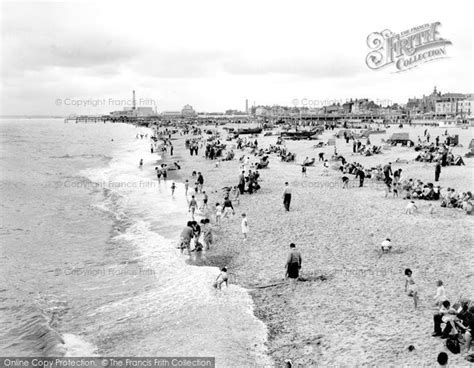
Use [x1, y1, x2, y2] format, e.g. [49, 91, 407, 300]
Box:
[143, 121, 472, 365]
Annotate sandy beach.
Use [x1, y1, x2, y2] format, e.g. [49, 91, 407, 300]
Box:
[161, 125, 474, 367]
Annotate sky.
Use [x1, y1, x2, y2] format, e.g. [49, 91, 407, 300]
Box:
[0, 0, 472, 115]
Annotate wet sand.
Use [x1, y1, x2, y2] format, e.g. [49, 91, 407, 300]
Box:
[160, 126, 474, 367]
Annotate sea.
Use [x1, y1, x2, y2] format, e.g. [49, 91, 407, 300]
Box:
[0, 119, 271, 366]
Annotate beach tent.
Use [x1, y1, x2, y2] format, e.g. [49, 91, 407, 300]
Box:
[336, 129, 352, 138]
[466, 139, 474, 157]
[387, 132, 414, 146]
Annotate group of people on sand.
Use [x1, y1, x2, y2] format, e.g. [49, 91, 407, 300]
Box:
[402, 270, 473, 357]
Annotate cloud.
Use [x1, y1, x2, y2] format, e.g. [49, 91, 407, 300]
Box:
[221, 57, 363, 79]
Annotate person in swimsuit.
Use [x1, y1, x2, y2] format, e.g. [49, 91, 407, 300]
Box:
[189, 195, 198, 220]
[155, 167, 162, 183]
[241, 213, 249, 241]
[201, 191, 208, 210]
[213, 267, 228, 290]
[404, 268, 419, 309]
[215, 203, 223, 225]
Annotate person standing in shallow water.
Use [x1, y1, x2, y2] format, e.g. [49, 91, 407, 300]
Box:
[285, 243, 302, 291]
[283, 182, 292, 211]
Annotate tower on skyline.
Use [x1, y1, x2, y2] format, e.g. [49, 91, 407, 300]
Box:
[132, 90, 136, 110]
[245, 99, 248, 114]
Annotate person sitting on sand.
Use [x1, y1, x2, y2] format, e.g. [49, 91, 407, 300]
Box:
[404, 268, 419, 309]
[213, 267, 228, 290]
[433, 300, 457, 337]
[381, 238, 392, 253]
[405, 201, 417, 214]
[342, 176, 349, 189]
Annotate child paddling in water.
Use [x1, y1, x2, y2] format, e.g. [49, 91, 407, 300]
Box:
[213, 267, 228, 290]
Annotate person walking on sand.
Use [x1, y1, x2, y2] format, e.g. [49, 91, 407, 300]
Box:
[223, 197, 235, 218]
[197, 172, 204, 193]
[184, 179, 189, 196]
[171, 182, 176, 197]
[139, 159, 143, 168]
[202, 219, 213, 250]
[215, 202, 223, 225]
[201, 191, 208, 210]
[285, 243, 302, 291]
[404, 268, 419, 309]
[232, 186, 240, 205]
[355, 167, 365, 187]
[283, 182, 292, 211]
[435, 160, 441, 182]
[383, 162, 393, 183]
[189, 195, 198, 219]
[241, 213, 249, 241]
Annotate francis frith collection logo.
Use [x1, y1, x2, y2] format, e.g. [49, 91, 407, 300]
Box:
[366, 22, 452, 72]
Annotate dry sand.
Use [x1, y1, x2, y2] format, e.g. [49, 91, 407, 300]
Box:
[163, 125, 474, 367]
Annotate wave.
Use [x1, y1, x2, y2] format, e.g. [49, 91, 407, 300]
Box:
[2, 303, 96, 357]
[49, 154, 112, 161]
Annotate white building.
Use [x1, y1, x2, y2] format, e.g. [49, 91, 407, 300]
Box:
[436, 98, 473, 117]
[458, 99, 473, 117]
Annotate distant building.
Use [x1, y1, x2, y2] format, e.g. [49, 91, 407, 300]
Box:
[458, 98, 473, 117]
[109, 90, 155, 118]
[436, 95, 474, 117]
[225, 109, 246, 115]
[406, 87, 442, 114]
[182, 104, 196, 117]
[342, 101, 353, 113]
